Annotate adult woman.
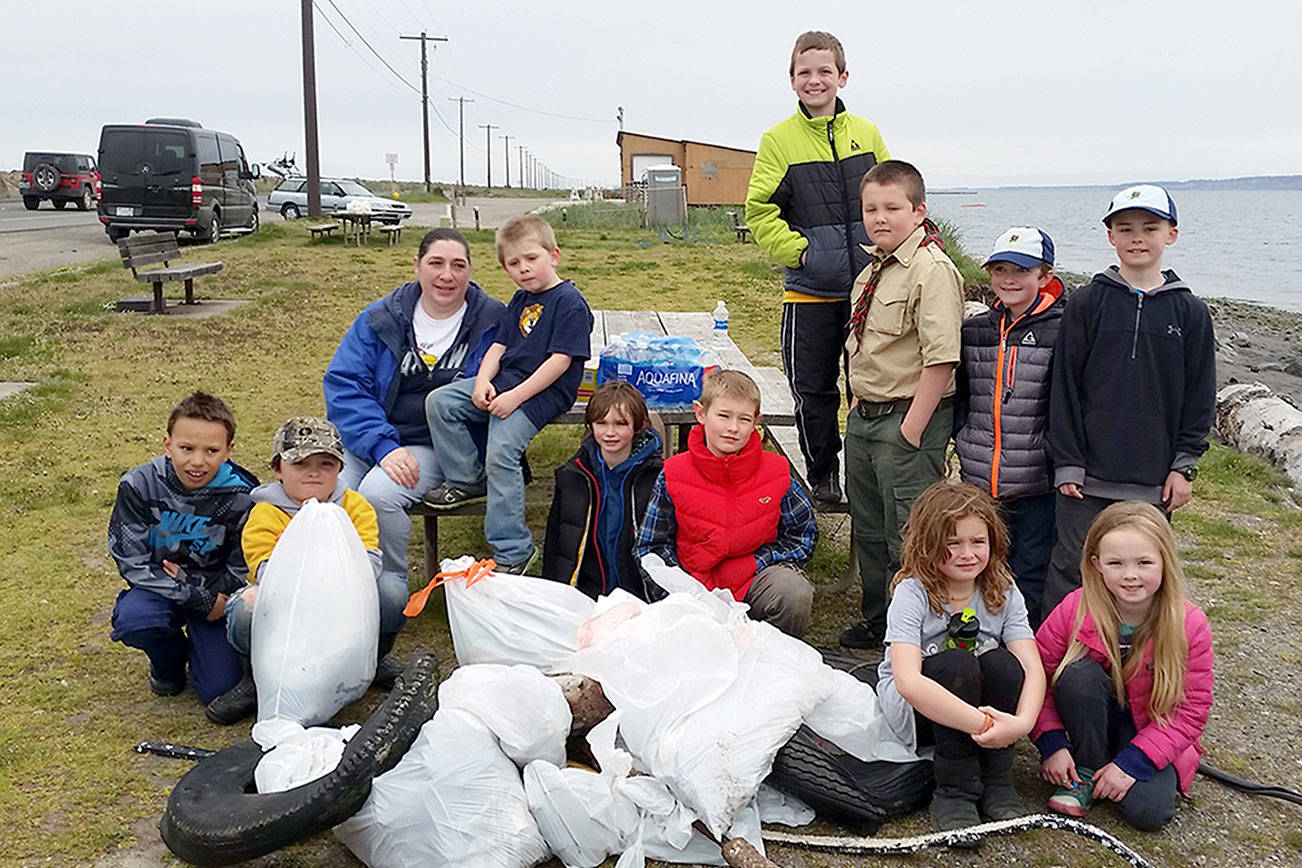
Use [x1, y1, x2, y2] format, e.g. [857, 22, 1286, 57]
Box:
[324, 228, 504, 671]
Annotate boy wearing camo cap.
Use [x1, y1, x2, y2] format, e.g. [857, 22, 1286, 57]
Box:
[213, 417, 401, 723]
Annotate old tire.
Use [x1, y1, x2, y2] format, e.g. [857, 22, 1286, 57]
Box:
[159, 651, 441, 866]
[23, 196, 40, 210]
[33, 162, 60, 193]
[281, 202, 300, 220]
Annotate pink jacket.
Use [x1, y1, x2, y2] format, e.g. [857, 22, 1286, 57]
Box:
[1033, 589, 1214, 793]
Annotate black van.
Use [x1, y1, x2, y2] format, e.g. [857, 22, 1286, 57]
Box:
[97, 119, 260, 242]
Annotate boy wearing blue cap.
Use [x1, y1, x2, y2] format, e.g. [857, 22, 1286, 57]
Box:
[954, 227, 1064, 623]
[1042, 185, 1216, 619]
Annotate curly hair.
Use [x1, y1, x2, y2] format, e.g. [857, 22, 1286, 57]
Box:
[891, 480, 1014, 615]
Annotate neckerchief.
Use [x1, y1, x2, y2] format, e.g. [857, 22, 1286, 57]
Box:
[846, 218, 946, 355]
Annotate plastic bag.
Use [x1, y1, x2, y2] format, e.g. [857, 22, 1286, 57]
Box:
[334, 708, 550, 868]
[251, 719, 360, 793]
[251, 499, 378, 726]
[804, 668, 895, 762]
[441, 556, 594, 673]
[438, 663, 571, 767]
[570, 556, 837, 839]
[597, 332, 720, 408]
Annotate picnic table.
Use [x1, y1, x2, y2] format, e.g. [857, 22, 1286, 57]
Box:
[410, 309, 802, 576]
[336, 211, 372, 245]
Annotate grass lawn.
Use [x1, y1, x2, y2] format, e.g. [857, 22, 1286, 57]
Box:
[2, 217, 1299, 866]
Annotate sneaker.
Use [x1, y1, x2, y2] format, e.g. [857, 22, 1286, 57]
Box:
[372, 655, 405, 690]
[149, 669, 186, 697]
[421, 481, 487, 510]
[1047, 767, 1096, 817]
[839, 619, 886, 649]
[496, 546, 538, 576]
[810, 474, 843, 508]
[204, 674, 257, 725]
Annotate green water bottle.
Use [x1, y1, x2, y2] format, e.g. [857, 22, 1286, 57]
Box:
[945, 607, 980, 653]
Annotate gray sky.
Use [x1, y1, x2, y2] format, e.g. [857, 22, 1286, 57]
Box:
[6, 1, 1300, 188]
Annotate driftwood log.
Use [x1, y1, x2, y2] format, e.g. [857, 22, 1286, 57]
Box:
[1215, 382, 1302, 488]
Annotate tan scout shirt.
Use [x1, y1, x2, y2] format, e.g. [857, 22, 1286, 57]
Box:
[845, 224, 964, 403]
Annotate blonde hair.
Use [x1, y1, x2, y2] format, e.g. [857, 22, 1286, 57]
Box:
[789, 31, 846, 75]
[891, 481, 1013, 615]
[698, 369, 760, 415]
[1055, 501, 1189, 723]
[495, 214, 558, 262]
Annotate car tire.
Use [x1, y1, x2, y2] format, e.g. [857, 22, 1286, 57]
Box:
[205, 211, 222, 243]
[107, 227, 129, 243]
[247, 206, 259, 234]
[33, 162, 60, 193]
[77, 188, 93, 211]
[158, 652, 442, 866]
[281, 203, 300, 220]
[23, 197, 40, 211]
[52, 199, 68, 210]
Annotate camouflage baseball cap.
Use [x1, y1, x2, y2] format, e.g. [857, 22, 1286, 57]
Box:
[272, 416, 346, 465]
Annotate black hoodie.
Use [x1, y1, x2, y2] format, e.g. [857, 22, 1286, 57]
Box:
[1047, 267, 1215, 502]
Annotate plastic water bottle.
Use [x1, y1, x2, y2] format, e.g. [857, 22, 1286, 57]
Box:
[712, 300, 729, 345]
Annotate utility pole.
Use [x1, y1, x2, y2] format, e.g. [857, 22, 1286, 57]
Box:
[518, 146, 525, 190]
[448, 97, 474, 188]
[477, 123, 498, 188]
[300, 0, 321, 216]
[500, 134, 513, 188]
[617, 105, 624, 131]
[399, 31, 448, 193]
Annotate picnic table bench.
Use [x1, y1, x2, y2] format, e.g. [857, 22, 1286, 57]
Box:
[308, 223, 339, 240]
[117, 231, 223, 315]
[725, 210, 751, 243]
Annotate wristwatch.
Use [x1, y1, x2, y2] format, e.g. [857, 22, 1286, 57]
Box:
[1176, 466, 1198, 482]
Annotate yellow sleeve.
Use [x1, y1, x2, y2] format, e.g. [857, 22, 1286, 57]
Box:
[745, 129, 807, 268]
[242, 502, 291, 582]
[342, 489, 380, 550]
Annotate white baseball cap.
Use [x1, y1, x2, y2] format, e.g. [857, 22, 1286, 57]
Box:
[1103, 184, 1178, 226]
[983, 227, 1055, 269]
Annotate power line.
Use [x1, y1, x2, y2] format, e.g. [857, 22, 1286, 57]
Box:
[315, 3, 419, 100]
[321, 0, 421, 94]
[432, 77, 615, 123]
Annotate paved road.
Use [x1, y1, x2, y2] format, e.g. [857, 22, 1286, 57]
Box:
[0, 194, 568, 281]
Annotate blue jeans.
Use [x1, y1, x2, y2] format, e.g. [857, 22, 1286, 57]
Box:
[341, 445, 442, 593]
[1001, 491, 1056, 627]
[110, 587, 242, 704]
[426, 378, 539, 564]
[225, 582, 407, 656]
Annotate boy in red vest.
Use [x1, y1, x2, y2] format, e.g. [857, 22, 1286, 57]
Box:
[634, 370, 818, 637]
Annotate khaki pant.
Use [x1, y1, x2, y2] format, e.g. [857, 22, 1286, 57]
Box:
[743, 563, 814, 638]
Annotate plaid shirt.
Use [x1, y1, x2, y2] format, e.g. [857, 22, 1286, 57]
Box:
[634, 469, 818, 584]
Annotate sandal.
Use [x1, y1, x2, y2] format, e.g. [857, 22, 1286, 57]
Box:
[421, 481, 487, 510]
[1047, 766, 1095, 817]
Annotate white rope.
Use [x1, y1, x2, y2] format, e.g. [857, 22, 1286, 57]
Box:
[763, 813, 1155, 867]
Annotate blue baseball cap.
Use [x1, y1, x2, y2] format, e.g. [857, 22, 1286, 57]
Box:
[983, 227, 1055, 269]
[1103, 184, 1178, 226]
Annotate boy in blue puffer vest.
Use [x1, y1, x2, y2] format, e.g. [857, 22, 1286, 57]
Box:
[954, 227, 1064, 623]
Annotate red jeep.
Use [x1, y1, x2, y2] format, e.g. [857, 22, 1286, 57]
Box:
[20, 152, 101, 211]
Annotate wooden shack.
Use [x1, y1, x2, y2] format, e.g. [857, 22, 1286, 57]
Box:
[616, 131, 756, 206]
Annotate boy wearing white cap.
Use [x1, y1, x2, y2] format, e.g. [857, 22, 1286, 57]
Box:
[954, 227, 1064, 623]
[1042, 185, 1216, 619]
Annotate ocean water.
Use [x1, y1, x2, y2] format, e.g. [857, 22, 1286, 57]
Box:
[929, 188, 1302, 312]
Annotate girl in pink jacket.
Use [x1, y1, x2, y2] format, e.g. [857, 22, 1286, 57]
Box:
[1033, 501, 1213, 830]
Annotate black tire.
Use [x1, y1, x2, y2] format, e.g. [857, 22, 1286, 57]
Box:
[77, 187, 93, 211]
[52, 199, 68, 210]
[159, 651, 441, 866]
[107, 227, 130, 243]
[818, 647, 881, 687]
[23, 196, 39, 211]
[32, 162, 60, 193]
[281, 202, 300, 220]
[247, 206, 259, 234]
[768, 727, 891, 830]
[205, 210, 221, 243]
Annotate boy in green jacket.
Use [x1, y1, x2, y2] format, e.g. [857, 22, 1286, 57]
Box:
[745, 30, 890, 508]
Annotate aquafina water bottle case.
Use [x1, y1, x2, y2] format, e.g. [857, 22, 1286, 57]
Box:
[596, 331, 721, 408]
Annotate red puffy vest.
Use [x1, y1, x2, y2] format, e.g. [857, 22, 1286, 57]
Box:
[663, 425, 791, 600]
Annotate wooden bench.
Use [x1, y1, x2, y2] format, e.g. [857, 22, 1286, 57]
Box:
[117, 232, 223, 315]
[308, 223, 339, 240]
[725, 210, 751, 243]
[378, 224, 403, 246]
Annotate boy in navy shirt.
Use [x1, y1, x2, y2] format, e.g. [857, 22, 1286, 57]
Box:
[425, 215, 593, 572]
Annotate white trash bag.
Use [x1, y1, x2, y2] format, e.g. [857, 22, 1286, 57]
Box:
[437, 555, 594, 673]
[334, 708, 550, 868]
[251, 718, 360, 793]
[251, 499, 378, 726]
[438, 663, 571, 767]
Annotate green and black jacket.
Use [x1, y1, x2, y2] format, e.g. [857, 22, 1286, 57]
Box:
[745, 98, 889, 300]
